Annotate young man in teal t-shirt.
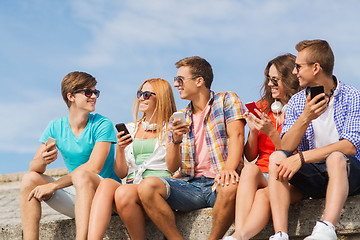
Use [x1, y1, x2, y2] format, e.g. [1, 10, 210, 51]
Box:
[20, 71, 119, 240]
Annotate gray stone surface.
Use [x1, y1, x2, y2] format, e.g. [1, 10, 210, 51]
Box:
[1, 169, 360, 239]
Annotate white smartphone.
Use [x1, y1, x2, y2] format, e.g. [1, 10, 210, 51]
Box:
[46, 136, 57, 151]
[173, 111, 186, 124]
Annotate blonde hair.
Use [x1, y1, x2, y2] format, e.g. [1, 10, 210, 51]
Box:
[133, 78, 177, 141]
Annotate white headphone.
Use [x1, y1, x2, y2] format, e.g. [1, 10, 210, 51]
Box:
[271, 100, 287, 114]
[141, 120, 157, 131]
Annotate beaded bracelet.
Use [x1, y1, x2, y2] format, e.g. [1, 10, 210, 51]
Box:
[298, 151, 306, 167]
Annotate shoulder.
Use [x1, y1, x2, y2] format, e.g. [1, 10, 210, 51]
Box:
[339, 81, 360, 96]
[91, 113, 113, 125]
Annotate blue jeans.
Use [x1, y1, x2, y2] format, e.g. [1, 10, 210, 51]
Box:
[159, 176, 217, 212]
[278, 150, 360, 199]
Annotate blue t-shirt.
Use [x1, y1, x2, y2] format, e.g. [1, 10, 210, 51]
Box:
[40, 113, 120, 182]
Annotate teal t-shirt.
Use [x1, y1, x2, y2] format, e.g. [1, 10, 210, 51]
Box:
[40, 113, 120, 182]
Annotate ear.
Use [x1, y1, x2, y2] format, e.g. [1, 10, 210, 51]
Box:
[313, 63, 322, 76]
[196, 76, 205, 87]
[67, 92, 75, 103]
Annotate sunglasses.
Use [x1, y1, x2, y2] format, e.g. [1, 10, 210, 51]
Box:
[137, 90, 156, 100]
[294, 62, 315, 72]
[174, 76, 200, 87]
[72, 89, 100, 98]
[267, 77, 279, 86]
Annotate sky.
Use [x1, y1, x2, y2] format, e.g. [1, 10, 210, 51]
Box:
[1, 0, 360, 174]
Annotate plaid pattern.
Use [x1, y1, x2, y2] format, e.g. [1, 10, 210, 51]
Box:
[281, 78, 360, 161]
[168, 91, 245, 180]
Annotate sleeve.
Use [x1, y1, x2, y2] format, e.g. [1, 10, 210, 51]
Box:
[281, 92, 304, 138]
[94, 116, 117, 144]
[339, 88, 360, 149]
[167, 115, 175, 145]
[223, 91, 246, 124]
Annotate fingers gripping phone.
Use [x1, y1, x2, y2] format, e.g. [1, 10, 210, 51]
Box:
[310, 86, 325, 103]
[245, 102, 261, 119]
[115, 123, 132, 141]
[173, 111, 186, 124]
[46, 137, 57, 152]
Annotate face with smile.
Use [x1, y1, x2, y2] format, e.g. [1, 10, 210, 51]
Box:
[138, 82, 156, 118]
[292, 50, 316, 88]
[71, 86, 98, 112]
[174, 66, 199, 100]
[268, 64, 286, 103]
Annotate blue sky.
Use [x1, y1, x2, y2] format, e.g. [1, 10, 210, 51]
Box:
[1, 0, 360, 174]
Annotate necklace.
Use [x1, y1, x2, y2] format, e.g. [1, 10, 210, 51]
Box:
[141, 120, 157, 131]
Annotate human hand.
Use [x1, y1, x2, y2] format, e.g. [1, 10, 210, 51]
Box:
[276, 154, 302, 181]
[41, 144, 58, 165]
[244, 111, 258, 133]
[171, 119, 190, 143]
[302, 94, 328, 122]
[117, 132, 133, 150]
[215, 169, 239, 187]
[28, 183, 56, 202]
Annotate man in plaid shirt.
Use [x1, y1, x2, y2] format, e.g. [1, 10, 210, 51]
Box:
[139, 56, 246, 240]
[268, 40, 360, 240]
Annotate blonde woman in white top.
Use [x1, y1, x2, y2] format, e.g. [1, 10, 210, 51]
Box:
[88, 78, 176, 240]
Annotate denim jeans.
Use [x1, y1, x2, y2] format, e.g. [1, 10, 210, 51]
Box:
[278, 150, 360, 199]
[159, 176, 217, 212]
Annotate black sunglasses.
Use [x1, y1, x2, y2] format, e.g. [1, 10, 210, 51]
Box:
[137, 90, 156, 100]
[267, 76, 279, 86]
[174, 76, 201, 87]
[72, 89, 100, 98]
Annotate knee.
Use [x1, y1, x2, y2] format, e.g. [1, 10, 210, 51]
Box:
[138, 177, 163, 201]
[21, 171, 44, 190]
[256, 188, 269, 203]
[72, 169, 96, 188]
[241, 164, 261, 179]
[268, 151, 286, 174]
[115, 187, 136, 209]
[326, 152, 348, 172]
[217, 182, 238, 201]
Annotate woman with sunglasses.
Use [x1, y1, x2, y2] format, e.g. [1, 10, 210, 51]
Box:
[88, 78, 176, 240]
[222, 54, 300, 240]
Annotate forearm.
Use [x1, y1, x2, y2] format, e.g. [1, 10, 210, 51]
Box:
[165, 144, 182, 173]
[225, 133, 245, 170]
[51, 174, 73, 190]
[244, 131, 259, 162]
[281, 114, 310, 152]
[29, 157, 47, 173]
[302, 140, 356, 164]
[268, 127, 281, 150]
[114, 147, 128, 179]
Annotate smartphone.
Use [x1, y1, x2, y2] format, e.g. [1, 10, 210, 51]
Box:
[115, 123, 132, 140]
[46, 137, 57, 152]
[173, 111, 186, 124]
[310, 86, 325, 103]
[245, 102, 261, 119]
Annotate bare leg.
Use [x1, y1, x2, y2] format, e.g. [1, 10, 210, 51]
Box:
[20, 171, 54, 240]
[71, 169, 101, 240]
[115, 184, 146, 240]
[208, 181, 238, 240]
[323, 152, 349, 225]
[268, 151, 291, 233]
[138, 177, 183, 240]
[230, 164, 269, 240]
[88, 178, 121, 240]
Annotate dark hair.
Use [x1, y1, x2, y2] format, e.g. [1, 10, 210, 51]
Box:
[61, 71, 97, 108]
[175, 56, 213, 89]
[260, 54, 300, 112]
[295, 39, 334, 76]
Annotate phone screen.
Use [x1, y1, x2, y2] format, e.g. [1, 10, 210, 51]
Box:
[310, 86, 325, 103]
[245, 102, 261, 118]
[115, 123, 131, 140]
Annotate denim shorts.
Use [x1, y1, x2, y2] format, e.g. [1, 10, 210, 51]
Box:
[279, 150, 360, 199]
[159, 176, 217, 212]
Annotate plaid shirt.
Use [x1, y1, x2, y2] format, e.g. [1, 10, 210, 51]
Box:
[168, 91, 245, 180]
[281, 78, 360, 161]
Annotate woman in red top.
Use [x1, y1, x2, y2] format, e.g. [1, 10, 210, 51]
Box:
[223, 54, 300, 240]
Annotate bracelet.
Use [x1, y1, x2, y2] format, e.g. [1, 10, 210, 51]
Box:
[298, 152, 305, 167]
[173, 140, 182, 145]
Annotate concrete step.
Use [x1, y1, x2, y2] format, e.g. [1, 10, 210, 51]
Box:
[1, 168, 360, 239]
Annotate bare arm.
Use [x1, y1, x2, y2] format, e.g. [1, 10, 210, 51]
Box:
[29, 142, 58, 173]
[113, 132, 132, 179]
[165, 119, 190, 173]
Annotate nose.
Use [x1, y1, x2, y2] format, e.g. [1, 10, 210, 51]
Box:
[174, 80, 179, 88]
[292, 67, 298, 75]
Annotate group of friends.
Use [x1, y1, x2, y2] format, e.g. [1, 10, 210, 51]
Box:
[19, 39, 360, 240]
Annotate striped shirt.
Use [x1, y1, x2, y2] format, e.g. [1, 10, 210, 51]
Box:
[168, 91, 245, 180]
[281, 78, 360, 161]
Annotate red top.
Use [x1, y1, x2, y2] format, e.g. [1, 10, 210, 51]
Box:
[255, 101, 282, 173]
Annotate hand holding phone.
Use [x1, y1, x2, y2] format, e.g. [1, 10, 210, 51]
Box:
[115, 123, 132, 141]
[46, 137, 56, 152]
[245, 102, 261, 119]
[173, 111, 186, 125]
[310, 86, 325, 103]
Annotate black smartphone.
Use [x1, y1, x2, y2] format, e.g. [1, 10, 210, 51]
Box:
[115, 123, 131, 140]
[310, 86, 325, 103]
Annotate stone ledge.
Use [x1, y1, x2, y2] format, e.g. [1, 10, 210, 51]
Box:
[2, 195, 360, 240]
[0, 168, 69, 183]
